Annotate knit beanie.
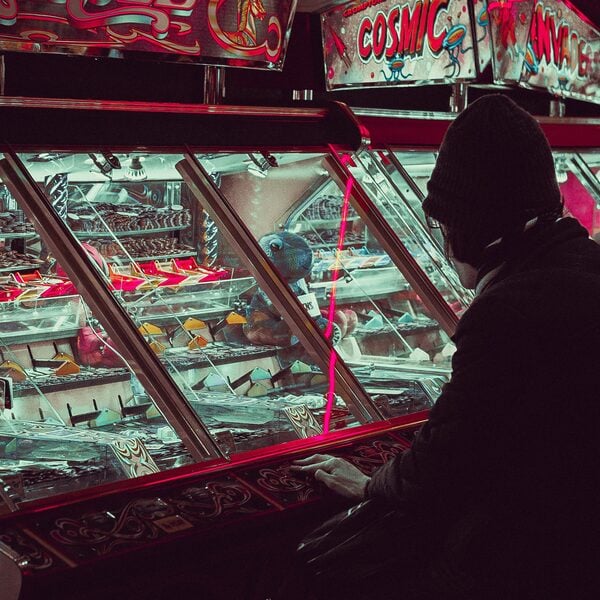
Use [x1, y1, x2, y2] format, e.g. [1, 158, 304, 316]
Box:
[422, 95, 561, 263]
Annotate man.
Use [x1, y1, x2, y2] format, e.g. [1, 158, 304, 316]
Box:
[293, 95, 600, 598]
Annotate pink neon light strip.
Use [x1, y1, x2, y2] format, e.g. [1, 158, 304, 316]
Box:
[323, 155, 353, 434]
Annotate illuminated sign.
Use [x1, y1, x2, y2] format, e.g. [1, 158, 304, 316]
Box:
[322, 0, 598, 103]
[489, 0, 599, 104]
[0, 1, 297, 70]
[322, 0, 479, 90]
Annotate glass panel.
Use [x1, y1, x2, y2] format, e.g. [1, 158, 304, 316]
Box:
[386, 150, 444, 248]
[18, 151, 351, 460]
[195, 151, 452, 419]
[555, 152, 600, 239]
[0, 175, 194, 504]
[351, 150, 473, 316]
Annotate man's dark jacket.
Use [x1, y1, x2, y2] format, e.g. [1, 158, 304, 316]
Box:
[367, 218, 600, 598]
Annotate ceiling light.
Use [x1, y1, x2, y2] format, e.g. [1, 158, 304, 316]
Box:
[125, 157, 147, 181]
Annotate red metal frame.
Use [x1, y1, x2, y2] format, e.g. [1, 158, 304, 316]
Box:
[0, 411, 428, 521]
[355, 110, 600, 149]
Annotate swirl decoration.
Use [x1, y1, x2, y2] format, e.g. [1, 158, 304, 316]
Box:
[8, 6, 200, 55]
[255, 467, 316, 502]
[105, 23, 201, 55]
[207, 0, 283, 62]
[0, 0, 17, 26]
[110, 438, 160, 478]
[49, 498, 172, 555]
[65, 0, 171, 39]
[342, 440, 405, 475]
[170, 481, 254, 521]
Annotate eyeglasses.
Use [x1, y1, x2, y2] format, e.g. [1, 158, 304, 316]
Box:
[425, 215, 443, 231]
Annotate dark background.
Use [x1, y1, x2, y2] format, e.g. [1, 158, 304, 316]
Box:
[2, 3, 599, 116]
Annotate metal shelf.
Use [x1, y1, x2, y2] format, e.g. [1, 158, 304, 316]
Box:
[106, 250, 196, 264]
[14, 368, 131, 394]
[0, 231, 38, 239]
[289, 216, 360, 232]
[0, 262, 45, 273]
[0, 325, 81, 344]
[73, 225, 187, 239]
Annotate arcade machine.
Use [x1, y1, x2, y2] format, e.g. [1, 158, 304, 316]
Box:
[0, 1, 596, 598]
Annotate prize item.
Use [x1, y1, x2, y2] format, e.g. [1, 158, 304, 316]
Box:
[77, 326, 124, 368]
[243, 231, 358, 349]
[0, 360, 27, 382]
[138, 323, 166, 355]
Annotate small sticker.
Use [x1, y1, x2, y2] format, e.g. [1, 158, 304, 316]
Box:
[283, 404, 323, 439]
[154, 515, 194, 534]
[297, 292, 321, 318]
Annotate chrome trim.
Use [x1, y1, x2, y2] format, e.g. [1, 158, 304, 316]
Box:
[328, 101, 371, 151]
[0, 96, 328, 117]
[351, 106, 600, 127]
[0, 541, 27, 566]
[325, 148, 459, 337]
[384, 148, 428, 204]
[179, 152, 383, 424]
[351, 107, 456, 120]
[203, 66, 226, 105]
[0, 152, 224, 463]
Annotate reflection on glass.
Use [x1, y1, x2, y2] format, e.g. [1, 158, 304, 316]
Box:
[0, 174, 195, 503]
[362, 150, 474, 314]
[554, 152, 600, 238]
[18, 151, 352, 467]
[195, 151, 451, 420]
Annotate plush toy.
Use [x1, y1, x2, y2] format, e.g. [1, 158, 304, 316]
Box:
[77, 325, 124, 368]
[243, 232, 355, 347]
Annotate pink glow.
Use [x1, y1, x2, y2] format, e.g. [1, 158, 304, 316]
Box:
[323, 154, 353, 434]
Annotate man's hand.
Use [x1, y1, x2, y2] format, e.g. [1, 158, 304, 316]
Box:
[291, 454, 371, 501]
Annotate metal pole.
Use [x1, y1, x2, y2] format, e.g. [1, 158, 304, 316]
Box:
[203, 66, 226, 104]
[450, 83, 469, 113]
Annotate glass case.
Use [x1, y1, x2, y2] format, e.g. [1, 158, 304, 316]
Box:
[191, 151, 453, 413]
[0, 168, 214, 503]
[1, 103, 594, 514]
[0, 136, 461, 507]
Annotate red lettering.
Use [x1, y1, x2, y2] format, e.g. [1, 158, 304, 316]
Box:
[399, 1, 422, 56]
[427, 0, 448, 55]
[416, 0, 430, 55]
[385, 7, 400, 58]
[372, 12, 386, 60]
[358, 17, 373, 61]
[532, 6, 553, 64]
[549, 16, 561, 66]
[558, 25, 571, 69]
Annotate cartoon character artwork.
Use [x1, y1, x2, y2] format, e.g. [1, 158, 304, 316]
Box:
[476, 6, 489, 43]
[241, 232, 356, 350]
[381, 53, 410, 82]
[207, 0, 283, 62]
[442, 23, 472, 78]
[523, 41, 539, 75]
